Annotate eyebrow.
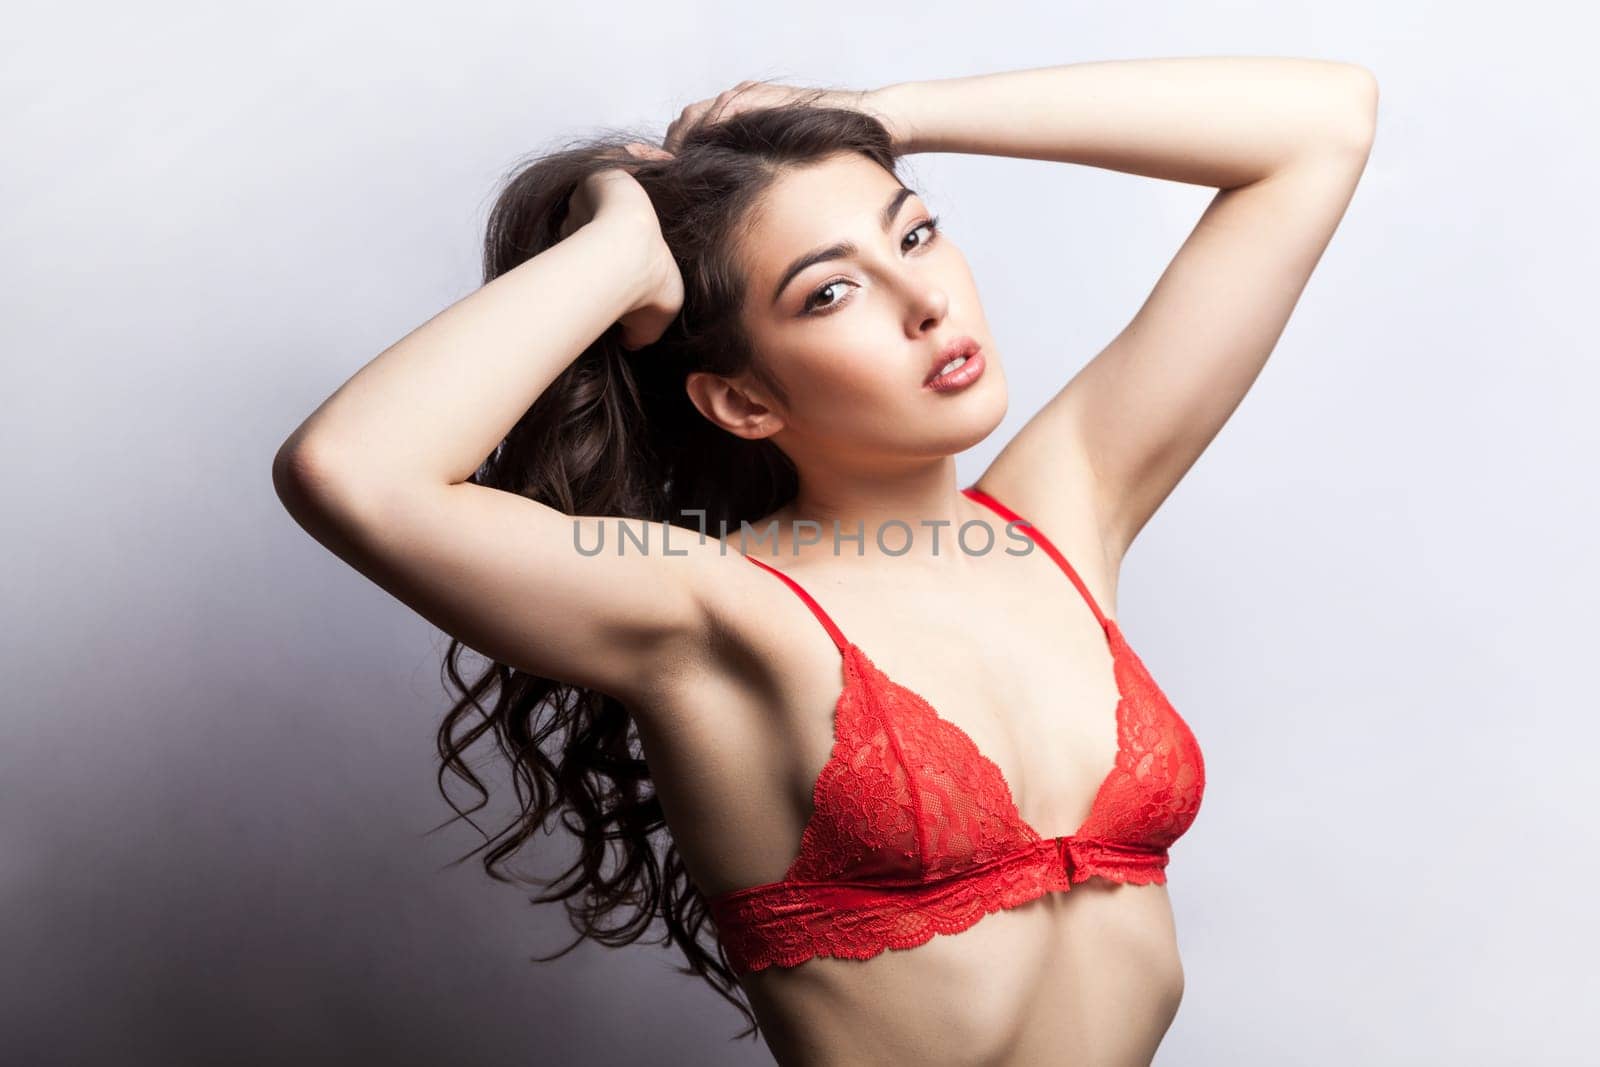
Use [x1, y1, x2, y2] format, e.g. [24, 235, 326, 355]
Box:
[770, 186, 919, 307]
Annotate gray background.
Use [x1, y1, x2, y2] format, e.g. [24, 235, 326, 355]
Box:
[6, 1, 1594, 1064]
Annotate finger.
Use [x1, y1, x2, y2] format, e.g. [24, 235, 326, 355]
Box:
[623, 141, 672, 161]
[665, 86, 752, 153]
[671, 97, 720, 144]
[716, 82, 761, 120]
[663, 115, 690, 155]
[664, 104, 699, 155]
[710, 85, 758, 125]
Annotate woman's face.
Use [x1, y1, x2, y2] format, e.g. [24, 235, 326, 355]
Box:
[704, 152, 1007, 466]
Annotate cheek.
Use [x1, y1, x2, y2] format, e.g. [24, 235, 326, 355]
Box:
[788, 340, 904, 407]
[781, 352, 922, 444]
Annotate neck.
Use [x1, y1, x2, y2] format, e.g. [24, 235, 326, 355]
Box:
[747, 459, 982, 564]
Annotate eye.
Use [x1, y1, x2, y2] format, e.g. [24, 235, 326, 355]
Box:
[800, 215, 943, 317]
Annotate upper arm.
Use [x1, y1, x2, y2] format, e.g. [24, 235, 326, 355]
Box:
[274, 448, 729, 708]
[984, 70, 1378, 566]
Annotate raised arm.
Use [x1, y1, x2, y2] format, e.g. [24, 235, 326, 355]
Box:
[272, 165, 717, 708]
[872, 57, 1379, 567]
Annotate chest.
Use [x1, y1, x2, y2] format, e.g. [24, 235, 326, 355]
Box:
[641, 545, 1139, 897]
[789, 545, 1129, 831]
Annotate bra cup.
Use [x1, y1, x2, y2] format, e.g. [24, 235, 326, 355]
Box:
[1074, 628, 1206, 847]
[784, 660, 923, 884]
[783, 649, 1038, 886]
[707, 486, 1207, 976]
[862, 656, 1039, 879]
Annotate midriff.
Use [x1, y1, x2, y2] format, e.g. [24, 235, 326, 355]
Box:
[736, 877, 1185, 1067]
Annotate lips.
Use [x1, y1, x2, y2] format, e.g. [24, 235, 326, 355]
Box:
[925, 336, 981, 386]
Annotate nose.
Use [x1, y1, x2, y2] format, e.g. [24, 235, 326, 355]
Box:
[907, 282, 948, 337]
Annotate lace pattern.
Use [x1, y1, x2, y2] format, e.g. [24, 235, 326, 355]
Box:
[705, 487, 1207, 976]
[1074, 621, 1206, 846]
[706, 633, 1203, 976]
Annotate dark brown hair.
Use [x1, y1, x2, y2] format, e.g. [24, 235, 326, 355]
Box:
[430, 86, 913, 1041]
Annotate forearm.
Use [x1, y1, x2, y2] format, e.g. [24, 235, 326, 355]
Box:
[872, 56, 1376, 188]
[276, 215, 654, 492]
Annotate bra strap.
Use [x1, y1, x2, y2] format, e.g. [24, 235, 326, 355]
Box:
[739, 554, 851, 652]
[961, 485, 1110, 628]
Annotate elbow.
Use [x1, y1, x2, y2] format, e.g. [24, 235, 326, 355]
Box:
[273, 441, 417, 547]
[272, 441, 363, 527]
[1335, 63, 1380, 153]
[271, 443, 390, 562]
[272, 443, 329, 523]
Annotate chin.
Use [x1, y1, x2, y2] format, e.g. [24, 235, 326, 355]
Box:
[955, 366, 1009, 436]
[927, 386, 1009, 455]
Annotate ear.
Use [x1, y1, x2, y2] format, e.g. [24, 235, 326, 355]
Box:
[684, 371, 785, 440]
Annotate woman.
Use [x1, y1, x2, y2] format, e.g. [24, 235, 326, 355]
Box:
[274, 58, 1377, 1066]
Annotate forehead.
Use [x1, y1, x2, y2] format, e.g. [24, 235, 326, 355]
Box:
[742, 153, 911, 289]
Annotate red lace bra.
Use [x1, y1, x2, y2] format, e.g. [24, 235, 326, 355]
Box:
[705, 485, 1205, 976]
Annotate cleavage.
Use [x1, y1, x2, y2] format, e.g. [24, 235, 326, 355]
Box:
[846, 597, 1124, 837]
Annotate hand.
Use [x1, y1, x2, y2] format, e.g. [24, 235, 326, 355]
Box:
[558, 144, 684, 351]
[662, 80, 907, 154]
[556, 143, 673, 244]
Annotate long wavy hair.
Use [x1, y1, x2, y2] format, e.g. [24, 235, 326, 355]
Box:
[430, 87, 915, 1041]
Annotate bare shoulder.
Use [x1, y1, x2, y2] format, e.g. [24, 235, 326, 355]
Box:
[639, 532, 839, 714]
[619, 536, 855, 895]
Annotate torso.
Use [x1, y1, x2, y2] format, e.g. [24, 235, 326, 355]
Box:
[627, 484, 1186, 1066]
